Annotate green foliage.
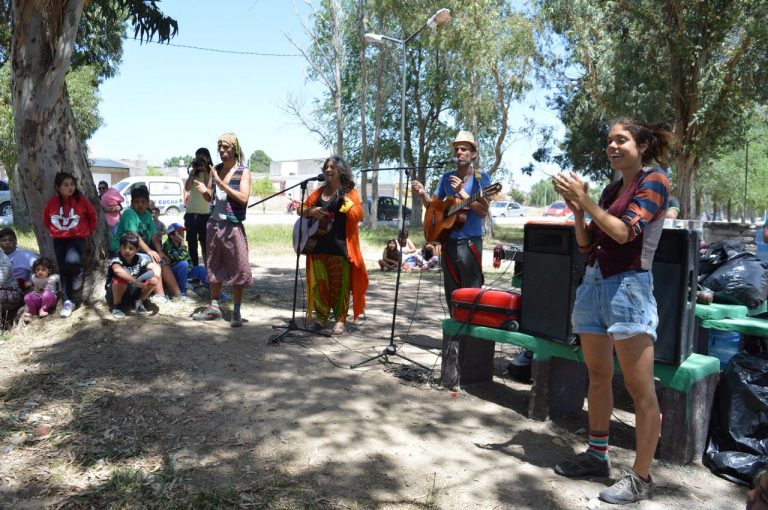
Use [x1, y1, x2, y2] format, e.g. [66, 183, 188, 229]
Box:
[696, 110, 768, 215]
[492, 225, 524, 245]
[534, 0, 768, 215]
[250, 175, 274, 196]
[0, 65, 102, 170]
[528, 178, 559, 207]
[507, 188, 527, 204]
[303, 0, 540, 191]
[248, 149, 272, 173]
[164, 155, 194, 168]
[145, 166, 163, 176]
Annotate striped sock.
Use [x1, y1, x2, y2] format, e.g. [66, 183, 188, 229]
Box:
[587, 431, 609, 461]
[211, 300, 221, 311]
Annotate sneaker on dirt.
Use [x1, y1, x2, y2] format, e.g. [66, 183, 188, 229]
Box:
[60, 300, 74, 318]
[599, 469, 653, 504]
[554, 451, 611, 478]
[134, 301, 149, 317]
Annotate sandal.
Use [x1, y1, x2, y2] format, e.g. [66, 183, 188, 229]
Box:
[192, 306, 223, 321]
[330, 322, 345, 335]
[309, 321, 327, 332]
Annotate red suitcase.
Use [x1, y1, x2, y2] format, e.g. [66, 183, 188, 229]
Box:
[451, 288, 521, 331]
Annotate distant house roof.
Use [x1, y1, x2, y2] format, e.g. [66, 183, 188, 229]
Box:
[89, 158, 130, 169]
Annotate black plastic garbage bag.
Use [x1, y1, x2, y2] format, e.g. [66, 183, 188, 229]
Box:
[704, 352, 768, 486]
[699, 255, 768, 309]
[699, 240, 748, 277]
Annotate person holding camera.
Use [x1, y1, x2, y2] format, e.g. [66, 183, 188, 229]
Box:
[184, 148, 213, 267]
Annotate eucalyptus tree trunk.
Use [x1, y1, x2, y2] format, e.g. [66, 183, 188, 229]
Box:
[11, 0, 110, 300]
[356, 0, 370, 225]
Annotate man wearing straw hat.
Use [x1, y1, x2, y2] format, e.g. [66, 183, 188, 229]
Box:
[411, 130, 491, 304]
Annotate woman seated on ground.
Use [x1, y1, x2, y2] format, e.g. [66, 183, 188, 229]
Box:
[378, 239, 399, 271]
[397, 230, 417, 256]
[402, 242, 439, 272]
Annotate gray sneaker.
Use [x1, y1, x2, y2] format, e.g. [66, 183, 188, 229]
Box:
[599, 470, 653, 504]
[230, 310, 243, 328]
[151, 294, 170, 305]
[555, 451, 611, 478]
[134, 301, 149, 317]
[60, 300, 74, 318]
[111, 308, 126, 320]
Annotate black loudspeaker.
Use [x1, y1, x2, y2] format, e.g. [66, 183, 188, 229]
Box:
[652, 228, 699, 365]
[519, 224, 699, 364]
[520, 224, 586, 344]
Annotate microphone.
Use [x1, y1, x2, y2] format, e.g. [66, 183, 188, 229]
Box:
[306, 173, 326, 182]
[436, 157, 458, 166]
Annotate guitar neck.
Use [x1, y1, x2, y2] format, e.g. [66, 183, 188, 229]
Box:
[447, 189, 484, 217]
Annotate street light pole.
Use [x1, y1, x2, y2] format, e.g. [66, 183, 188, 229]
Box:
[365, 8, 451, 227]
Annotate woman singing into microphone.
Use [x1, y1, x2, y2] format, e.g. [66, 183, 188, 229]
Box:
[299, 156, 368, 335]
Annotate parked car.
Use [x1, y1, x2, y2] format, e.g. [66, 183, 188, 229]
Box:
[113, 176, 186, 215]
[490, 200, 525, 218]
[368, 196, 411, 221]
[543, 200, 571, 217]
[0, 180, 11, 217]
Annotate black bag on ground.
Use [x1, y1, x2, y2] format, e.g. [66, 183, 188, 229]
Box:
[699, 254, 768, 309]
[699, 240, 748, 277]
[704, 352, 768, 486]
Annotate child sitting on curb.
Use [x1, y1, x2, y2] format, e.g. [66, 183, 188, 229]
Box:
[106, 233, 159, 319]
[24, 257, 60, 318]
[161, 223, 208, 302]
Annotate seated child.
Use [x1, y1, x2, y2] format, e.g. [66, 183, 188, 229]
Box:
[106, 233, 159, 319]
[397, 229, 417, 256]
[161, 223, 208, 301]
[24, 257, 60, 318]
[150, 206, 166, 236]
[402, 242, 440, 272]
[378, 239, 399, 271]
[100, 187, 124, 236]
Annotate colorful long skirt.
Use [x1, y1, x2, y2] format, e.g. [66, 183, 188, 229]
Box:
[205, 220, 253, 287]
[308, 254, 351, 324]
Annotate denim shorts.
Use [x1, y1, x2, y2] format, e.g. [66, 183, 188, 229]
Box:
[571, 262, 658, 341]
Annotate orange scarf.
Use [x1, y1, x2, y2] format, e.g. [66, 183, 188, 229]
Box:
[302, 187, 368, 320]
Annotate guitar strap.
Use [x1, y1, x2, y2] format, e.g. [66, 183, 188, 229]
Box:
[444, 239, 484, 288]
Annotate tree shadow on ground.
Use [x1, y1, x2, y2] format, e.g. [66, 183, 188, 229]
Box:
[0, 266, 747, 508]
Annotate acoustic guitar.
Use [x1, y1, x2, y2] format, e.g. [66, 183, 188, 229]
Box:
[423, 182, 502, 242]
[292, 183, 354, 254]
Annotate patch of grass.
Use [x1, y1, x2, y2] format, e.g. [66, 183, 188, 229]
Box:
[358, 225, 399, 246]
[492, 225, 524, 245]
[0, 411, 19, 441]
[0, 371, 58, 400]
[10, 225, 40, 253]
[245, 224, 292, 245]
[60, 465, 330, 510]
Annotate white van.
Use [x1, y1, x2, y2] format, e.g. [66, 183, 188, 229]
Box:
[113, 176, 186, 216]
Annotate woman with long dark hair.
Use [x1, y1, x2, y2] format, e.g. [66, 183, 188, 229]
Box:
[551, 118, 674, 504]
[184, 147, 213, 266]
[298, 155, 368, 335]
[42, 172, 97, 317]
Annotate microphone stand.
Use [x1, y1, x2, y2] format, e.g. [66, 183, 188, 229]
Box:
[351, 162, 451, 370]
[267, 175, 331, 343]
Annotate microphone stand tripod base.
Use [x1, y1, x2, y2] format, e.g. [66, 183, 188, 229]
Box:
[269, 319, 331, 344]
[350, 341, 432, 371]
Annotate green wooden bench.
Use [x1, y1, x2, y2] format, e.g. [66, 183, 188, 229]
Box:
[441, 318, 720, 464]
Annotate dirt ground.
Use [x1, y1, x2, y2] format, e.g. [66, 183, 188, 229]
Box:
[0, 245, 748, 509]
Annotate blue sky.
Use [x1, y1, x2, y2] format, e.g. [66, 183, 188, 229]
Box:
[87, 0, 562, 191]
